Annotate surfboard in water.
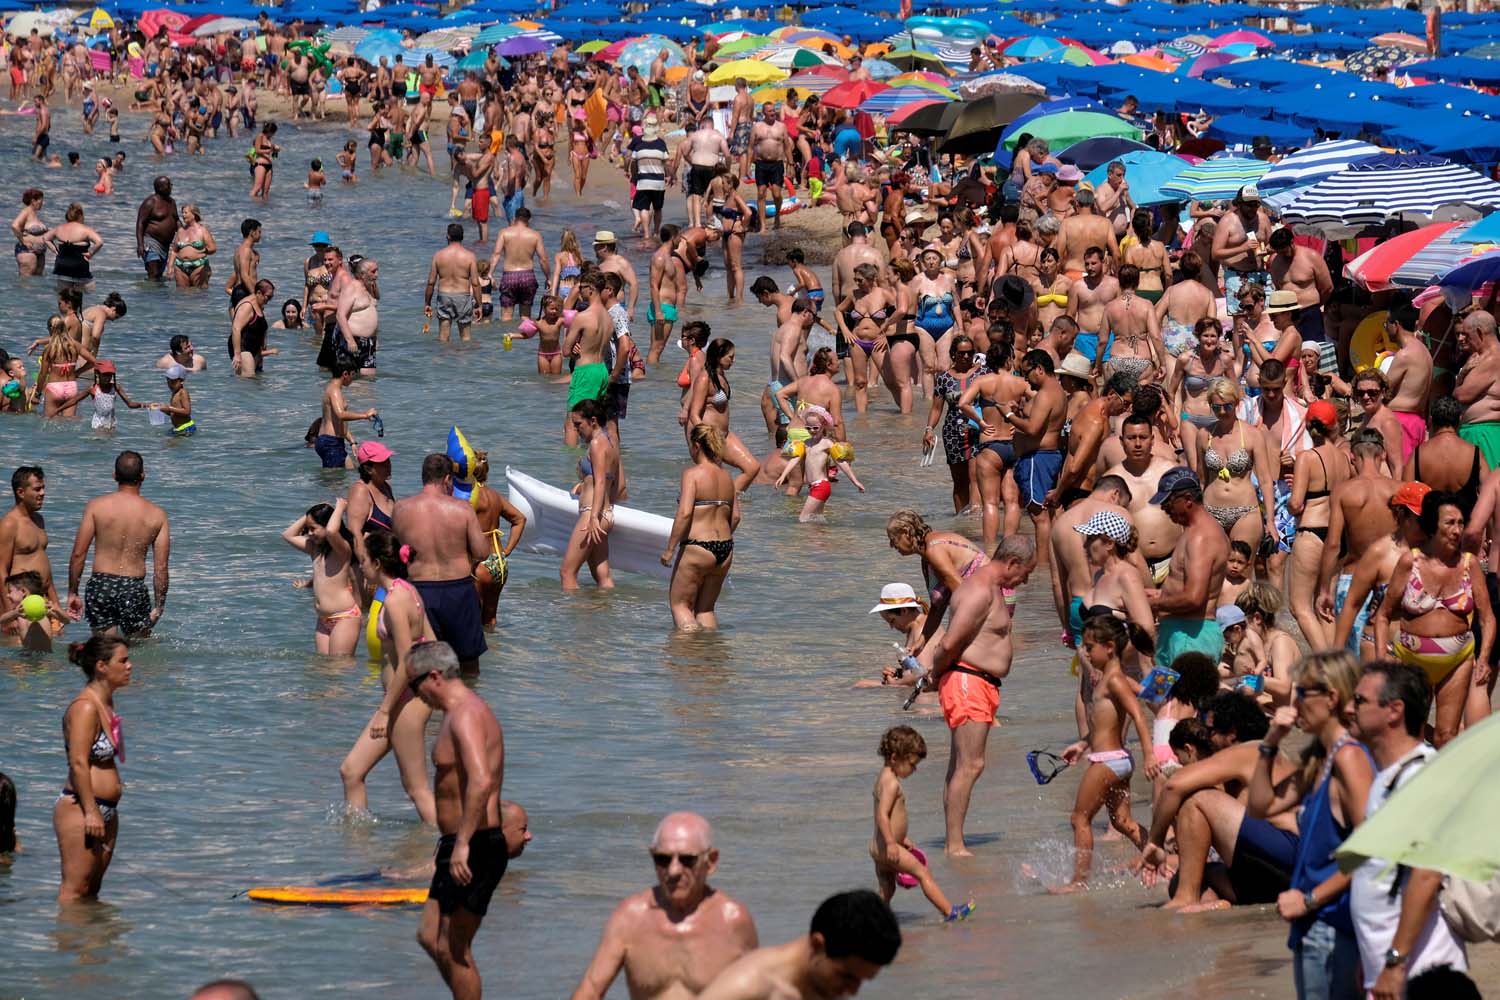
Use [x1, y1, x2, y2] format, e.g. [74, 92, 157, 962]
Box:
[504, 467, 673, 580]
[246, 886, 428, 907]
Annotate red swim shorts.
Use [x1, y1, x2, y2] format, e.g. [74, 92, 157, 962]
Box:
[939, 665, 999, 728]
[808, 479, 831, 502]
[471, 187, 490, 223]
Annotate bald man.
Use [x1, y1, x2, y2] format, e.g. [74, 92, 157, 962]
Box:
[190, 981, 259, 1000]
[572, 812, 758, 1000]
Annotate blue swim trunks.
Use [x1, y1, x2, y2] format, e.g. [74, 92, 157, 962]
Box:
[1014, 448, 1063, 510]
[1155, 617, 1224, 670]
[1073, 331, 1100, 362]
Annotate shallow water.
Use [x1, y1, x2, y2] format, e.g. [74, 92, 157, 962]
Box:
[1, 107, 1293, 998]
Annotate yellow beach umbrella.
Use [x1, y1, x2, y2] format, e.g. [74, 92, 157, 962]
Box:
[706, 59, 788, 86]
[79, 8, 115, 30]
[576, 39, 609, 55]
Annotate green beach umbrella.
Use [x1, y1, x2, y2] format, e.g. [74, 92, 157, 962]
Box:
[714, 35, 775, 57]
[1003, 110, 1142, 152]
[575, 39, 610, 55]
[1336, 714, 1500, 882]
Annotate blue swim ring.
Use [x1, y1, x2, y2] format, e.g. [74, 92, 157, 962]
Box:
[903, 16, 989, 43]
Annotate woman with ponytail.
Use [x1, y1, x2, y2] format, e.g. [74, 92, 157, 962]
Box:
[338, 529, 437, 824]
[661, 423, 738, 629]
[54, 636, 130, 901]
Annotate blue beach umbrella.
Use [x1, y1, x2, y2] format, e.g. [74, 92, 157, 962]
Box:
[1005, 36, 1063, 59]
[1082, 149, 1188, 205]
[617, 36, 687, 76]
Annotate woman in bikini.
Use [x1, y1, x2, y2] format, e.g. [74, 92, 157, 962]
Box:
[662, 423, 738, 630]
[282, 498, 361, 656]
[338, 530, 437, 823]
[148, 100, 171, 155]
[32, 314, 97, 417]
[1374, 492, 1495, 746]
[1124, 209, 1170, 306]
[1099, 266, 1163, 385]
[684, 338, 761, 493]
[79, 292, 126, 357]
[957, 338, 1028, 552]
[345, 441, 396, 596]
[924, 334, 989, 513]
[1196, 378, 1279, 556]
[709, 168, 753, 302]
[1075, 509, 1155, 673]
[1154, 250, 1218, 377]
[568, 108, 592, 197]
[12, 187, 49, 276]
[833, 262, 896, 416]
[54, 636, 132, 902]
[1167, 318, 1236, 475]
[1287, 402, 1351, 650]
[563, 398, 622, 591]
[531, 99, 557, 200]
[1032, 247, 1070, 332]
[885, 509, 989, 639]
[550, 228, 584, 303]
[165, 203, 215, 288]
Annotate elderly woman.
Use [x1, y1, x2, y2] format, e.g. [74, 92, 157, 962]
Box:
[661, 423, 738, 630]
[834, 262, 897, 415]
[1249, 651, 1374, 1000]
[923, 334, 988, 513]
[48, 203, 103, 289]
[886, 509, 987, 642]
[1196, 378, 1279, 554]
[229, 278, 276, 377]
[165, 204, 216, 288]
[11, 188, 49, 276]
[1373, 490, 1495, 746]
[1156, 251, 1219, 364]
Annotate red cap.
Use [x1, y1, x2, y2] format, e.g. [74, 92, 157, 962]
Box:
[1306, 399, 1338, 430]
[1391, 481, 1432, 516]
[94, 359, 116, 374]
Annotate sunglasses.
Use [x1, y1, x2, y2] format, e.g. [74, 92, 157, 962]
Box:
[1356, 388, 1382, 398]
[1294, 685, 1329, 701]
[953, 350, 975, 357]
[407, 671, 430, 695]
[651, 851, 700, 868]
[1210, 402, 1235, 411]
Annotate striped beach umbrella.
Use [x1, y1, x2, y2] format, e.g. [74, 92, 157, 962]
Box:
[1259, 140, 1384, 191]
[1159, 157, 1270, 201]
[1344, 221, 1467, 290]
[1280, 155, 1500, 228]
[860, 84, 957, 113]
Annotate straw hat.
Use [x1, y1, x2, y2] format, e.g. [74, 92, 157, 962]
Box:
[1057, 351, 1095, 382]
[1266, 289, 1302, 314]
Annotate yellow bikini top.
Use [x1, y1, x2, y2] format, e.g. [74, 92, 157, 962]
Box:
[1037, 293, 1068, 306]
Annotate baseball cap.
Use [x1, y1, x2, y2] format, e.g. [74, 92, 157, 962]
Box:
[309, 230, 332, 246]
[1215, 604, 1247, 629]
[1074, 510, 1133, 546]
[355, 441, 394, 464]
[94, 359, 116, 374]
[1391, 480, 1432, 516]
[868, 582, 922, 615]
[1149, 466, 1201, 505]
[1033, 162, 1058, 175]
[1306, 399, 1338, 430]
[164, 364, 186, 380]
[593, 230, 617, 244]
[1236, 184, 1261, 203]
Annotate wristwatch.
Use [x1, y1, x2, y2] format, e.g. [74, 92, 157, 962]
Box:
[1302, 890, 1318, 912]
[1383, 947, 1404, 969]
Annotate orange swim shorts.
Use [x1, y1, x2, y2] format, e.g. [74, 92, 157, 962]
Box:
[939, 664, 1000, 728]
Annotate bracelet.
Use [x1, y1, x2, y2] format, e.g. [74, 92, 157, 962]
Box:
[1257, 741, 1278, 758]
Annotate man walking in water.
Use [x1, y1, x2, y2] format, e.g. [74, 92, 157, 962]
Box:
[135, 175, 178, 280]
[395, 454, 489, 672]
[410, 642, 511, 1000]
[425, 222, 482, 343]
[907, 536, 1036, 856]
[66, 451, 171, 637]
[0, 466, 69, 620]
[572, 812, 759, 1000]
[334, 257, 381, 375]
[488, 206, 548, 322]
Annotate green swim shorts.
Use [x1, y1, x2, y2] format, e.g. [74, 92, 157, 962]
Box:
[647, 301, 678, 325]
[1155, 617, 1224, 670]
[1461, 420, 1500, 471]
[567, 362, 610, 409]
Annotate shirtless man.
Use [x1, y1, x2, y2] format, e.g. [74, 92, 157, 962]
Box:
[1046, 371, 1136, 509]
[1002, 351, 1069, 571]
[1049, 473, 1133, 646]
[0, 466, 68, 619]
[335, 258, 381, 375]
[66, 451, 170, 638]
[410, 642, 512, 1000]
[563, 271, 615, 445]
[135, 175, 178, 280]
[749, 103, 793, 230]
[679, 117, 730, 230]
[1456, 309, 1500, 471]
[1316, 429, 1402, 642]
[1213, 185, 1272, 317]
[1092, 161, 1134, 238]
[1066, 248, 1120, 365]
[1352, 369, 1405, 477]
[31, 93, 50, 161]
[764, 299, 816, 432]
[156, 334, 208, 372]
[902, 536, 1035, 855]
[1037, 315, 1080, 365]
[1384, 303, 1434, 463]
[288, 49, 312, 117]
[228, 218, 261, 311]
[698, 891, 899, 1000]
[1055, 188, 1118, 279]
[572, 812, 759, 1000]
[728, 78, 754, 182]
[394, 455, 489, 672]
[1146, 467, 1229, 669]
[314, 363, 376, 469]
[488, 207, 548, 322]
[425, 223, 482, 343]
[1104, 414, 1182, 584]
[1266, 227, 1332, 344]
[649, 225, 686, 363]
[595, 231, 639, 317]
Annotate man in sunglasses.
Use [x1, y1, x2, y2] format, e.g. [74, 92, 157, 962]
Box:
[1351, 369, 1404, 480]
[572, 812, 758, 1000]
[410, 642, 507, 1000]
[1456, 310, 1500, 469]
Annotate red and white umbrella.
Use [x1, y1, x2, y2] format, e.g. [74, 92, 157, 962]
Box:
[1343, 221, 1487, 291]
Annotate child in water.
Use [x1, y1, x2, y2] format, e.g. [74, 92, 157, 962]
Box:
[281, 497, 361, 656]
[774, 407, 864, 521]
[152, 365, 194, 436]
[515, 294, 571, 375]
[870, 725, 974, 922]
[1056, 616, 1159, 892]
[476, 261, 494, 325]
[53, 360, 140, 430]
[306, 158, 326, 203]
[1, 570, 67, 650]
[337, 141, 358, 184]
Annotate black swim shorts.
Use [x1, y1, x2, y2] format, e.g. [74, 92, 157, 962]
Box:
[84, 572, 153, 636]
[411, 577, 487, 660]
[430, 827, 508, 916]
[686, 164, 716, 197]
[753, 159, 785, 189]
